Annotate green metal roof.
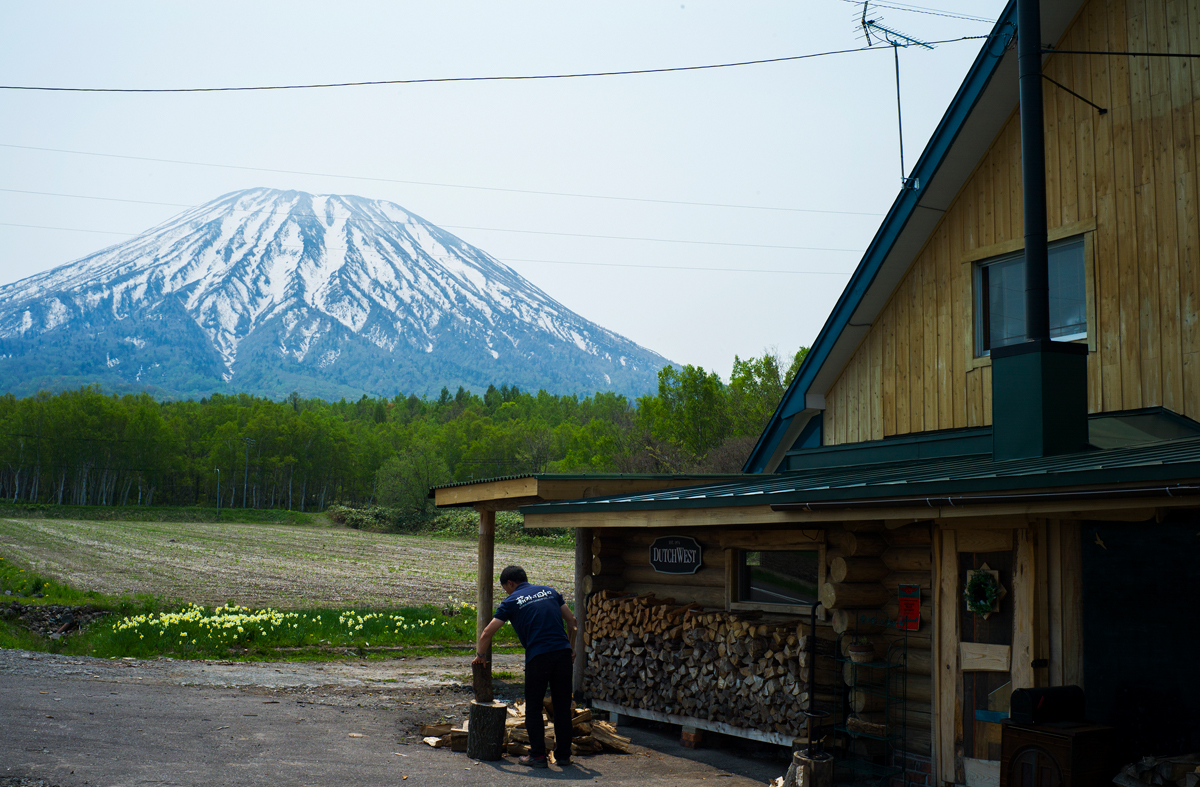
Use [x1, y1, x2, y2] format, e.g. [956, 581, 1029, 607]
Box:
[428, 472, 746, 493]
[522, 435, 1200, 514]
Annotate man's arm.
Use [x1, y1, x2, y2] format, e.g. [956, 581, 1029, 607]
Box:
[472, 617, 505, 665]
[561, 604, 578, 660]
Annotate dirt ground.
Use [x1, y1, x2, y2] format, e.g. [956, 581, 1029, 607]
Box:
[0, 648, 787, 786]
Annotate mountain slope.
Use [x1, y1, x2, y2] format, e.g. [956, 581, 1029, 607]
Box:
[0, 188, 671, 400]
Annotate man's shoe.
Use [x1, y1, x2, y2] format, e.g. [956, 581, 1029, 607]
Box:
[519, 755, 548, 769]
[557, 757, 572, 767]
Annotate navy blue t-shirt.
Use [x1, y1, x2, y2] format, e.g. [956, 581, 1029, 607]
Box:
[494, 582, 571, 662]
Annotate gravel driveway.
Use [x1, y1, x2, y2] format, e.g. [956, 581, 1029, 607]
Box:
[0, 649, 783, 786]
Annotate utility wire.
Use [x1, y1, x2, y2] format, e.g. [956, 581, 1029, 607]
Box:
[845, 1, 994, 23]
[0, 222, 857, 276]
[0, 145, 884, 217]
[0, 189, 865, 251]
[0, 36, 987, 93]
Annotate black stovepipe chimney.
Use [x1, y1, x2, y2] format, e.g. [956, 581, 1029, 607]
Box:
[991, 0, 1090, 461]
[1018, 0, 1051, 341]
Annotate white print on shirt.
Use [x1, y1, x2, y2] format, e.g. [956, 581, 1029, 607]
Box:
[514, 589, 556, 607]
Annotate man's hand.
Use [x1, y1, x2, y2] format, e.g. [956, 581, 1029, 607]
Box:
[571, 647, 577, 662]
[471, 653, 489, 667]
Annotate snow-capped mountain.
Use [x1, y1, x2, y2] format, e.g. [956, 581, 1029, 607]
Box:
[0, 188, 671, 400]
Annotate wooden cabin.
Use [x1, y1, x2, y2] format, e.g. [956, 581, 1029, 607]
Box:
[444, 0, 1200, 783]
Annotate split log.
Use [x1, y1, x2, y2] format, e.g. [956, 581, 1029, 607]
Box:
[830, 557, 889, 584]
[466, 700, 508, 760]
[824, 547, 844, 565]
[472, 662, 494, 703]
[841, 532, 887, 557]
[880, 547, 932, 572]
[819, 582, 891, 610]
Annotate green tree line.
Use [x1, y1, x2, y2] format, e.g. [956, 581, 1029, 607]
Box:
[0, 348, 806, 513]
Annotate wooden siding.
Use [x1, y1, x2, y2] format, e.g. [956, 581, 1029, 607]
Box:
[824, 0, 1200, 445]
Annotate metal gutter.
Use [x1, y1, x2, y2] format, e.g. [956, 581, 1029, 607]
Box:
[771, 484, 1200, 511]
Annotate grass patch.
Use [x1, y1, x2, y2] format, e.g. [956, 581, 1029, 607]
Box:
[0, 558, 524, 661]
[91, 601, 512, 660]
[0, 502, 322, 527]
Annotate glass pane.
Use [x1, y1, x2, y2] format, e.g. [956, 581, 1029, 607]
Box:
[987, 257, 1026, 349]
[980, 237, 1088, 352]
[740, 550, 819, 605]
[1049, 240, 1086, 338]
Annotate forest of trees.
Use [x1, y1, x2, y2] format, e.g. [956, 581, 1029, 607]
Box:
[0, 348, 807, 514]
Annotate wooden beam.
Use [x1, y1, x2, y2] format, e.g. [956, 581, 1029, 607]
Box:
[436, 477, 539, 507]
[476, 508, 496, 698]
[523, 498, 1199, 530]
[1011, 528, 1036, 691]
[574, 526, 591, 696]
[959, 642, 1012, 671]
[590, 699, 801, 747]
[1061, 520, 1084, 687]
[935, 528, 960, 784]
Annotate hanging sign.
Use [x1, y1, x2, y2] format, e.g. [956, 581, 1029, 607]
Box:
[649, 536, 703, 574]
[897, 583, 921, 632]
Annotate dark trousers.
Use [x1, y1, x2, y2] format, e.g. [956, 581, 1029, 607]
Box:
[524, 648, 573, 760]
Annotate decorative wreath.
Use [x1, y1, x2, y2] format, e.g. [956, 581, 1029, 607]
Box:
[964, 569, 1002, 616]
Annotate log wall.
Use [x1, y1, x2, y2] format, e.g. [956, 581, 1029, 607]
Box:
[823, 520, 935, 757]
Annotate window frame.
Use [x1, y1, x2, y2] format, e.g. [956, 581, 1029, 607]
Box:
[726, 544, 826, 616]
[973, 234, 1089, 358]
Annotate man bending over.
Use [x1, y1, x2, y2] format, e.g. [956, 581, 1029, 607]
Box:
[473, 565, 576, 769]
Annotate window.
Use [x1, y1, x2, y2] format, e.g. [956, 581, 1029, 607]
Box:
[975, 236, 1087, 355]
[736, 549, 820, 607]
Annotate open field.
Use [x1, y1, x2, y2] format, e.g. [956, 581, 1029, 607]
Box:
[0, 518, 574, 609]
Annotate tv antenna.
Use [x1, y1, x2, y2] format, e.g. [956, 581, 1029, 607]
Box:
[858, 2, 934, 190]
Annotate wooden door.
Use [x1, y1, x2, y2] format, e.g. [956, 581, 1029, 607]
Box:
[959, 550, 1013, 761]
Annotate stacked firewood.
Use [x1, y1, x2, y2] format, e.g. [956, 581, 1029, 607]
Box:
[584, 590, 837, 736]
[421, 701, 631, 758]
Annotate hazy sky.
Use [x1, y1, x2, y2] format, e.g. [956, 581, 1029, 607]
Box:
[0, 1, 1009, 381]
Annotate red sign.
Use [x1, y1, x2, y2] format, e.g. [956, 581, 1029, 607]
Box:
[897, 583, 921, 632]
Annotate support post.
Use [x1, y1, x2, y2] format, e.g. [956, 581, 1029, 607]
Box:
[573, 526, 591, 699]
[476, 507, 496, 700]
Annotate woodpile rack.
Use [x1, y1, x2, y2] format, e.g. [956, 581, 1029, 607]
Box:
[583, 590, 838, 741]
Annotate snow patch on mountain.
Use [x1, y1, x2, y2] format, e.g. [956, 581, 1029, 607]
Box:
[0, 188, 671, 399]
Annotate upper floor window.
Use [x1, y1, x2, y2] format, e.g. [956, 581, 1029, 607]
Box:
[975, 236, 1087, 355]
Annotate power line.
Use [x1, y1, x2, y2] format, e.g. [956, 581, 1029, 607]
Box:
[0, 222, 857, 276]
[845, 1, 994, 23]
[0, 145, 884, 217]
[0, 188, 865, 251]
[0, 36, 988, 93]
